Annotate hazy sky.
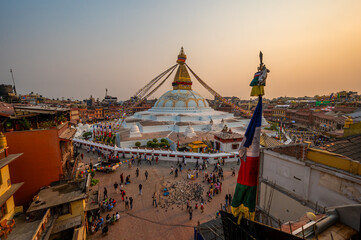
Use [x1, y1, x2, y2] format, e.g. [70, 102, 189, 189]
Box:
[1, 1, 361, 101]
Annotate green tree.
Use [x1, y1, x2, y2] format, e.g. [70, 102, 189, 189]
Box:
[153, 138, 158, 143]
[135, 142, 141, 147]
[83, 132, 92, 139]
[147, 141, 153, 148]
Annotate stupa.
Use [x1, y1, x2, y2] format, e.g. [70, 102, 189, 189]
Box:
[123, 48, 249, 137]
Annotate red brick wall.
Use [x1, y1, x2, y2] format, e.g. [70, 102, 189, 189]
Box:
[5, 129, 63, 209]
[270, 144, 308, 160]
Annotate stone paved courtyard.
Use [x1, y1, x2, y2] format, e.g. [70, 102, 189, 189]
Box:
[79, 149, 238, 240]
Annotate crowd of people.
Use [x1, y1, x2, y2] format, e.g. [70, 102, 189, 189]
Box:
[77, 144, 238, 236]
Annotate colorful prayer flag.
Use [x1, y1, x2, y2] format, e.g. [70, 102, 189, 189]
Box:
[231, 96, 262, 222]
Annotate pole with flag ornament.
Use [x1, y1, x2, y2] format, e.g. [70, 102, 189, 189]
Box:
[231, 51, 269, 223]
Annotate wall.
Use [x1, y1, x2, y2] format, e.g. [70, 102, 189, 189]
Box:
[0, 165, 11, 196]
[344, 121, 361, 137]
[258, 182, 312, 222]
[259, 149, 361, 221]
[57, 199, 85, 222]
[307, 148, 361, 176]
[3, 196, 15, 221]
[75, 138, 239, 163]
[6, 129, 63, 208]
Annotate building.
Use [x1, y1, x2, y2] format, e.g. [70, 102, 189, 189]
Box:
[213, 127, 243, 152]
[258, 141, 361, 224]
[0, 133, 23, 228]
[26, 179, 90, 240]
[70, 108, 80, 123]
[0, 105, 76, 209]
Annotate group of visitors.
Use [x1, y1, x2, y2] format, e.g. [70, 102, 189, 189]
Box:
[101, 196, 117, 212]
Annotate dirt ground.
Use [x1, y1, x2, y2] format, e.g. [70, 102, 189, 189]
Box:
[79, 148, 238, 240]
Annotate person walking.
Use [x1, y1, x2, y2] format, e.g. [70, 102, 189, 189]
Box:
[175, 168, 178, 178]
[145, 170, 148, 180]
[139, 184, 143, 195]
[120, 173, 124, 184]
[136, 168, 139, 177]
[103, 187, 108, 200]
[125, 197, 129, 210]
[228, 194, 232, 206]
[225, 194, 229, 207]
[129, 197, 133, 209]
[114, 182, 118, 193]
[152, 193, 157, 207]
[189, 206, 193, 220]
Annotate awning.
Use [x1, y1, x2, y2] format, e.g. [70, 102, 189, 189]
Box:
[0, 182, 24, 206]
[0, 153, 23, 169]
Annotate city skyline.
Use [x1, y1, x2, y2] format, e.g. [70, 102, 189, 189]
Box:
[1, 1, 361, 101]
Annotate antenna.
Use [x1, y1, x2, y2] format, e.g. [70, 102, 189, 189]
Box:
[105, 88, 108, 97]
[10, 69, 17, 95]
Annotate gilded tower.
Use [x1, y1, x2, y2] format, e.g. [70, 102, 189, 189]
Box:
[172, 47, 192, 90]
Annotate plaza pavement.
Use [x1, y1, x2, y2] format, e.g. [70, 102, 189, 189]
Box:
[79, 149, 238, 240]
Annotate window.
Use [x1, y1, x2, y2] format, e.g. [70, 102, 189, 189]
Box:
[232, 144, 239, 150]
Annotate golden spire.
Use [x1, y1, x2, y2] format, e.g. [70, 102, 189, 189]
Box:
[173, 47, 192, 90]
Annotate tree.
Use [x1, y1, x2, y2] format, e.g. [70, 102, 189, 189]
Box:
[153, 138, 158, 143]
[160, 138, 168, 144]
[83, 132, 92, 139]
[147, 141, 153, 148]
[135, 142, 141, 147]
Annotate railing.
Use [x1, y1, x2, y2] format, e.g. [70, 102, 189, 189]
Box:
[32, 208, 51, 240]
[73, 138, 239, 163]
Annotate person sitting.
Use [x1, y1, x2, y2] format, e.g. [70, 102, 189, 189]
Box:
[107, 203, 113, 211]
[106, 214, 111, 224]
[102, 201, 107, 212]
[98, 217, 104, 228]
[112, 214, 116, 224]
[116, 212, 120, 221]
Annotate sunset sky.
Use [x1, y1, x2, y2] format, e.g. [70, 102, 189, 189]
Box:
[1, 1, 361, 100]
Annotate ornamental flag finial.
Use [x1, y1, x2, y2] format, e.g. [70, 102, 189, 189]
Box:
[249, 51, 270, 96]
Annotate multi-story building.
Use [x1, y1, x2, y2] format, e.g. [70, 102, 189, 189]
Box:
[26, 179, 92, 240]
[0, 105, 76, 209]
[0, 133, 23, 225]
[78, 108, 87, 122]
[70, 107, 80, 123]
[271, 107, 287, 122]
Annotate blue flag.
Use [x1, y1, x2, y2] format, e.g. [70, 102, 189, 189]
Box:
[243, 97, 263, 148]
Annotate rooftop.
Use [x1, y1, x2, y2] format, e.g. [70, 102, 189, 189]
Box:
[318, 134, 361, 162]
[0, 102, 15, 117]
[8, 213, 44, 240]
[27, 181, 87, 213]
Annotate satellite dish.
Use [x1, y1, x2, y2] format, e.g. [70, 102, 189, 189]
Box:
[306, 212, 317, 221]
